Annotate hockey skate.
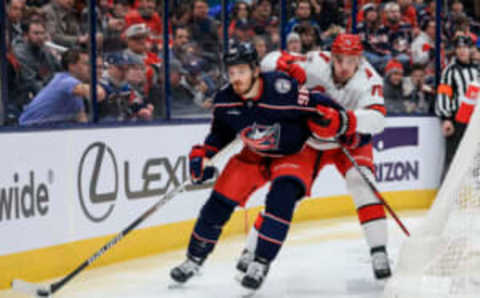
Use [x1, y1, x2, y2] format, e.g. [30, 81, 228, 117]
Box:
[235, 249, 255, 281]
[240, 257, 270, 293]
[371, 249, 391, 280]
[170, 257, 202, 284]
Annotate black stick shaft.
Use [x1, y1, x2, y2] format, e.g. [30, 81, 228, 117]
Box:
[50, 182, 187, 294]
[44, 138, 240, 295]
[340, 145, 410, 237]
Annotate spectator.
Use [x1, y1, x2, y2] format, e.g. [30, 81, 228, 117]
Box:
[410, 17, 445, 77]
[112, 0, 129, 19]
[231, 19, 254, 43]
[397, 0, 418, 30]
[181, 56, 216, 111]
[417, 0, 440, 29]
[313, 0, 343, 31]
[285, 0, 320, 35]
[171, 26, 191, 63]
[19, 48, 106, 126]
[171, 2, 192, 28]
[98, 52, 135, 121]
[435, 35, 479, 178]
[169, 59, 208, 117]
[383, 59, 407, 114]
[253, 35, 268, 61]
[123, 23, 162, 98]
[250, 0, 273, 36]
[42, 0, 89, 48]
[123, 57, 155, 121]
[263, 16, 281, 51]
[187, 0, 220, 62]
[12, 20, 61, 105]
[23, 6, 47, 23]
[295, 23, 321, 53]
[7, 0, 25, 43]
[403, 64, 435, 114]
[228, 1, 250, 36]
[451, 0, 466, 17]
[357, 3, 392, 72]
[445, 1, 471, 41]
[449, 16, 477, 51]
[380, 2, 413, 70]
[81, 0, 126, 52]
[125, 0, 169, 53]
[286, 32, 302, 54]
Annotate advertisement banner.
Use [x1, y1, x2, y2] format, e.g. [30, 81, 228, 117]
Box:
[1, 117, 445, 256]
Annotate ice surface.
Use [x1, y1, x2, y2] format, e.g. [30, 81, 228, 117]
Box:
[1, 212, 424, 298]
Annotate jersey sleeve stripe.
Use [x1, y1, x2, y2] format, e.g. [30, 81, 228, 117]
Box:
[214, 103, 244, 108]
[257, 103, 317, 112]
[365, 104, 387, 116]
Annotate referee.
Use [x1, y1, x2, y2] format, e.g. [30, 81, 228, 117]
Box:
[435, 34, 479, 178]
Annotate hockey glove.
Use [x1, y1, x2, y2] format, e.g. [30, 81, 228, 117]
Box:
[338, 133, 372, 150]
[276, 52, 306, 85]
[189, 145, 216, 184]
[308, 105, 357, 139]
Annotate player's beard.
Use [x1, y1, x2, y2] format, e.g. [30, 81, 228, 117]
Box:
[233, 75, 257, 96]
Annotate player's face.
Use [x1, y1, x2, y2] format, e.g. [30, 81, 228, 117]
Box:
[332, 54, 360, 84]
[228, 64, 256, 95]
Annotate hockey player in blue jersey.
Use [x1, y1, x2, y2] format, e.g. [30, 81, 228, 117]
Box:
[169, 42, 358, 292]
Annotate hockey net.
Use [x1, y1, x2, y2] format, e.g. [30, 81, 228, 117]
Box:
[383, 102, 480, 298]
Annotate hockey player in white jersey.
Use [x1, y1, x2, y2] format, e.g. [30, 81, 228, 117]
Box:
[238, 33, 391, 281]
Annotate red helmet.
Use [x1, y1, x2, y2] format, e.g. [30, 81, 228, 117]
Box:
[331, 34, 363, 56]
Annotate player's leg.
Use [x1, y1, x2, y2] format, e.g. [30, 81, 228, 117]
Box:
[171, 150, 268, 284]
[236, 146, 324, 277]
[336, 144, 390, 279]
[241, 146, 320, 290]
[241, 176, 305, 290]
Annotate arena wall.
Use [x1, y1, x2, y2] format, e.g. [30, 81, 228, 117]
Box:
[0, 116, 444, 289]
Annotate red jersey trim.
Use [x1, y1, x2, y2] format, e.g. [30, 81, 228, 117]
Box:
[366, 104, 387, 116]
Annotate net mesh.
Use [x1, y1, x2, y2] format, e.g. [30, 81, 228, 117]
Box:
[384, 104, 480, 298]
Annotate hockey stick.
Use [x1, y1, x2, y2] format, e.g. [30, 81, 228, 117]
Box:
[339, 144, 410, 237]
[12, 138, 241, 297]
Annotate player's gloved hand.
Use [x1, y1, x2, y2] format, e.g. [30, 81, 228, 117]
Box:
[308, 105, 357, 139]
[338, 133, 371, 149]
[276, 51, 306, 85]
[189, 145, 216, 184]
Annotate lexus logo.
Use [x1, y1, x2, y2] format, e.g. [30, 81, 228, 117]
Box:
[78, 142, 119, 222]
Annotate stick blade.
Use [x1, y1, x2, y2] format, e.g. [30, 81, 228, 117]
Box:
[11, 279, 51, 297]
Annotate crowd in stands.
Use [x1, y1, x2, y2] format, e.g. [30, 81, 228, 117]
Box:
[3, 0, 480, 126]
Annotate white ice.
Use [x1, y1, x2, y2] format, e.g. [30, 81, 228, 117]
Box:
[1, 211, 425, 298]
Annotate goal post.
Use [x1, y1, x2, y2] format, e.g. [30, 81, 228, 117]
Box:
[383, 101, 480, 298]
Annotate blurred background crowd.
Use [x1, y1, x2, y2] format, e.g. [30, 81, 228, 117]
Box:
[2, 0, 480, 126]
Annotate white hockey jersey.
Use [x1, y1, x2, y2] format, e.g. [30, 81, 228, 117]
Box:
[304, 51, 386, 150]
[260, 50, 386, 150]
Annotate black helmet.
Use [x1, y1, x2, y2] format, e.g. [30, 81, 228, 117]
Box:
[453, 35, 473, 48]
[224, 42, 258, 67]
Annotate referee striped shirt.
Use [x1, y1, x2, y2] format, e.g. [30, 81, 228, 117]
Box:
[435, 59, 479, 120]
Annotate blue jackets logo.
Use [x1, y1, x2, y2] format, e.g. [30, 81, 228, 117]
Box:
[240, 123, 281, 153]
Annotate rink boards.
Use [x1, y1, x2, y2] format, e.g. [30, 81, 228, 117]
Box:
[0, 117, 444, 289]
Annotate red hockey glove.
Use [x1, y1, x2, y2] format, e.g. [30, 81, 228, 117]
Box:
[308, 105, 357, 139]
[189, 145, 216, 184]
[276, 52, 306, 84]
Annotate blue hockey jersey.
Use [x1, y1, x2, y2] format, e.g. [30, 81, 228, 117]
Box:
[205, 71, 340, 156]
